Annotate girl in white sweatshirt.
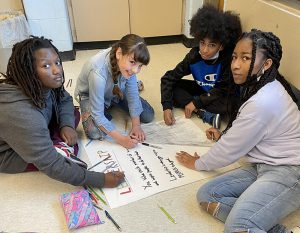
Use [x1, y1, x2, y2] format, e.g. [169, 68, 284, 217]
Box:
[176, 29, 300, 233]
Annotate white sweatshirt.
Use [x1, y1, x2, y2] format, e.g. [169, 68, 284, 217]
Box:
[195, 80, 300, 171]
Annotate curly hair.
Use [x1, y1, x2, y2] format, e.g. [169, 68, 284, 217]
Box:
[190, 4, 242, 52]
[1, 36, 65, 109]
[224, 29, 297, 132]
[109, 34, 150, 99]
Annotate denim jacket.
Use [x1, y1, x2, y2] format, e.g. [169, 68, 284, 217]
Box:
[74, 48, 142, 132]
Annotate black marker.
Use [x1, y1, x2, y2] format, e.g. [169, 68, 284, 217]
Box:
[88, 155, 111, 170]
[105, 210, 122, 231]
[141, 142, 162, 149]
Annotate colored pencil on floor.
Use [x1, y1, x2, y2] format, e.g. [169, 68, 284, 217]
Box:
[88, 186, 107, 205]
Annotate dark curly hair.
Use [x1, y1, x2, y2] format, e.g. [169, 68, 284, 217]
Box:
[224, 29, 297, 132]
[1, 36, 65, 109]
[190, 4, 242, 52]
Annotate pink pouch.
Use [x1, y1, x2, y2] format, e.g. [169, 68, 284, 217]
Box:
[60, 189, 101, 229]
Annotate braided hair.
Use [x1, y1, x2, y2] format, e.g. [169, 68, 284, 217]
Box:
[109, 34, 150, 99]
[189, 4, 242, 52]
[1, 36, 65, 109]
[224, 29, 297, 132]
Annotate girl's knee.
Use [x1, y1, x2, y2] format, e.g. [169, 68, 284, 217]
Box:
[82, 119, 103, 140]
[140, 108, 155, 123]
[140, 98, 154, 123]
[86, 128, 103, 140]
[196, 183, 212, 203]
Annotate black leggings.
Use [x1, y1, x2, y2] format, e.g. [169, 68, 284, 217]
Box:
[172, 79, 230, 114]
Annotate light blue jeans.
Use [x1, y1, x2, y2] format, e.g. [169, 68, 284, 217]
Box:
[79, 96, 154, 140]
[197, 164, 300, 233]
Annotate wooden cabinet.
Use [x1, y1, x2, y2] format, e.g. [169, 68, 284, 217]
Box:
[129, 0, 182, 37]
[71, 0, 130, 42]
[70, 0, 182, 42]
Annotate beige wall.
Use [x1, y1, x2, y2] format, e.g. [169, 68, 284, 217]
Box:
[129, 0, 182, 37]
[225, 0, 300, 89]
[0, 0, 23, 11]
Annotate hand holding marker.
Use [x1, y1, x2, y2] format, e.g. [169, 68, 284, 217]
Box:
[130, 135, 162, 149]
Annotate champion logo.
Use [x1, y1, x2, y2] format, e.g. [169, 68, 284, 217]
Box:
[196, 80, 215, 88]
[204, 73, 217, 82]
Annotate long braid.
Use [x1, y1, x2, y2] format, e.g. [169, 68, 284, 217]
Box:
[109, 42, 123, 99]
[277, 72, 297, 102]
[224, 29, 296, 133]
[2, 36, 65, 109]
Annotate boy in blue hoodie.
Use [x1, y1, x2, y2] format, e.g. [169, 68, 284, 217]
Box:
[161, 5, 242, 128]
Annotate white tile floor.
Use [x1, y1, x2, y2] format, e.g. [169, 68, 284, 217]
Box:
[0, 43, 299, 233]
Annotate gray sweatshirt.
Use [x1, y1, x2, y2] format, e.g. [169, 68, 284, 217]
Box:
[196, 80, 300, 170]
[0, 83, 105, 187]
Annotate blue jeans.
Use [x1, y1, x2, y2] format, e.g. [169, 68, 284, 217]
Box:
[197, 164, 300, 233]
[112, 97, 154, 124]
[79, 95, 154, 140]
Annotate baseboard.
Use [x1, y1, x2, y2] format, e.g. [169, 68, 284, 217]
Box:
[182, 35, 198, 48]
[74, 35, 185, 50]
[59, 36, 196, 59]
[59, 49, 76, 61]
[144, 35, 183, 45]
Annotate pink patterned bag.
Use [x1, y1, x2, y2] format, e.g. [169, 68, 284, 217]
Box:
[60, 189, 101, 229]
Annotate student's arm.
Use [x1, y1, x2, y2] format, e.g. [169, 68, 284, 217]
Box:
[57, 89, 75, 128]
[163, 109, 176, 126]
[100, 126, 139, 149]
[56, 90, 77, 146]
[125, 74, 143, 118]
[130, 116, 145, 141]
[107, 75, 144, 145]
[195, 103, 268, 171]
[89, 70, 115, 133]
[88, 71, 138, 148]
[160, 47, 199, 111]
[3, 103, 106, 188]
[124, 74, 146, 141]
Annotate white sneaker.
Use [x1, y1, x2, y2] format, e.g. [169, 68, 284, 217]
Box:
[137, 80, 144, 91]
[54, 142, 87, 169]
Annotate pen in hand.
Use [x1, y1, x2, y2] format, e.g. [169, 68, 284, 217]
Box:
[130, 136, 162, 149]
[210, 132, 215, 141]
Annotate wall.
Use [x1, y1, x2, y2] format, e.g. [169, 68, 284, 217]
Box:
[23, 0, 73, 52]
[224, 0, 300, 89]
[182, 0, 203, 38]
[0, 0, 23, 11]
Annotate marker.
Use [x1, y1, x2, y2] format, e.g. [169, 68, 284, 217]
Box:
[141, 142, 162, 149]
[93, 203, 103, 211]
[105, 210, 122, 231]
[158, 204, 176, 224]
[129, 136, 162, 149]
[87, 186, 107, 205]
[210, 132, 215, 142]
[88, 155, 111, 170]
[85, 139, 93, 147]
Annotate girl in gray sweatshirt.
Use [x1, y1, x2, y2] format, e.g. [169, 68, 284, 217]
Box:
[0, 37, 124, 188]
